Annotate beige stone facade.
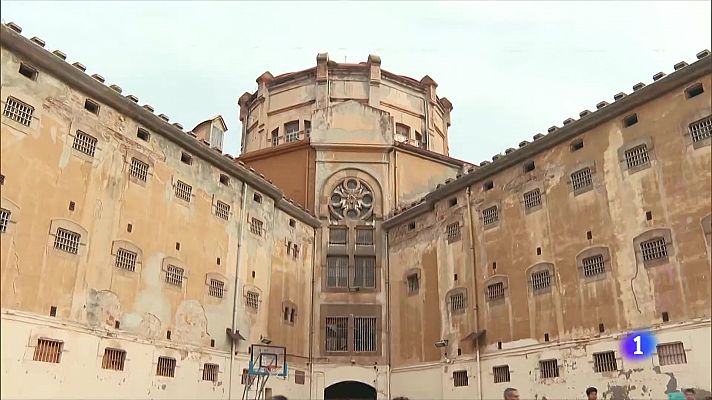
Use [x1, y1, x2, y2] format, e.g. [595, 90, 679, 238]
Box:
[1, 21, 711, 400]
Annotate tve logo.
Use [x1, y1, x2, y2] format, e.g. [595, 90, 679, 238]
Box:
[620, 331, 657, 361]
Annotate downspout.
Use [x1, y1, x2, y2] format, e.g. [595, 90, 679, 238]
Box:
[385, 231, 392, 400]
[229, 181, 249, 400]
[393, 150, 398, 208]
[465, 187, 482, 400]
[308, 226, 317, 400]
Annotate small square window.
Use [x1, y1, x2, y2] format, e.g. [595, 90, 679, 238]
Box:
[156, 357, 176, 377]
[219, 174, 230, 186]
[289, 218, 296, 228]
[593, 351, 618, 372]
[102, 348, 127, 371]
[539, 359, 559, 379]
[453, 370, 468, 387]
[295, 370, 306, 385]
[523, 161, 535, 172]
[483, 181, 494, 191]
[448, 198, 457, 207]
[623, 114, 638, 127]
[246, 291, 259, 309]
[355, 228, 374, 246]
[137, 128, 150, 142]
[180, 152, 193, 165]
[130, 158, 149, 182]
[624, 144, 650, 169]
[582, 254, 606, 277]
[33, 338, 63, 363]
[253, 193, 263, 204]
[689, 116, 711, 144]
[685, 83, 704, 99]
[329, 227, 347, 245]
[493, 365, 510, 383]
[84, 99, 100, 114]
[19, 63, 38, 80]
[73, 130, 98, 157]
[202, 363, 219, 382]
[570, 139, 584, 152]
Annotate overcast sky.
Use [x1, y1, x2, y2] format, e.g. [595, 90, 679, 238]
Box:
[2, 1, 710, 162]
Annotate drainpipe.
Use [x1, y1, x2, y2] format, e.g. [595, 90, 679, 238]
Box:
[385, 231, 392, 400]
[228, 181, 249, 400]
[308, 226, 317, 400]
[465, 187, 482, 400]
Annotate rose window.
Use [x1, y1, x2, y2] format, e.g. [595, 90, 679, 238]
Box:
[329, 178, 374, 220]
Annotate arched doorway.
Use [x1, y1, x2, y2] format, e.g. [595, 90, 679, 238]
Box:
[324, 380, 376, 400]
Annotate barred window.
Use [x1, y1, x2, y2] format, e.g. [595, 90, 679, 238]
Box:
[531, 270, 551, 292]
[353, 316, 377, 352]
[249, 218, 263, 236]
[493, 365, 510, 383]
[129, 158, 149, 182]
[539, 359, 559, 379]
[54, 228, 81, 254]
[215, 200, 230, 220]
[571, 167, 593, 191]
[33, 338, 63, 363]
[641, 237, 668, 263]
[102, 348, 126, 371]
[593, 351, 617, 372]
[325, 316, 348, 352]
[482, 206, 499, 226]
[295, 370, 306, 385]
[406, 274, 419, 294]
[0, 208, 10, 233]
[285, 121, 300, 142]
[208, 279, 225, 298]
[689, 116, 711, 143]
[165, 265, 184, 287]
[329, 228, 347, 245]
[355, 228, 374, 246]
[657, 342, 687, 366]
[353, 256, 376, 288]
[202, 363, 219, 382]
[582, 254, 606, 277]
[326, 256, 349, 288]
[115, 248, 137, 272]
[446, 222, 460, 241]
[450, 292, 466, 312]
[486, 282, 505, 301]
[624, 144, 650, 169]
[175, 180, 192, 202]
[246, 291, 259, 309]
[453, 370, 468, 387]
[523, 189, 542, 210]
[3, 96, 34, 126]
[73, 130, 98, 157]
[156, 356, 176, 377]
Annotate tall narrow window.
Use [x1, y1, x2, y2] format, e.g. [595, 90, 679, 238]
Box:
[325, 317, 348, 352]
[54, 228, 81, 254]
[271, 129, 279, 146]
[202, 363, 219, 382]
[102, 348, 127, 371]
[210, 125, 224, 149]
[326, 256, 348, 288]
[130, 158, 149, 182]
[406, 274, 419, 294]
[156, 357, 176, 377]
[353, 256, 376, 288]
[353, 316, 377, 352]
[304, 121, 311, 135]
[3, 96, 34, 126]
[73, 130, 98, 157]
[33, 338, 63, 363]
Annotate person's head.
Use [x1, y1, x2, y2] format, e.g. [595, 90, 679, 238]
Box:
[684, 388, 696, 400]
[504, 388, 520, 400]
[586, 387, 598, 400]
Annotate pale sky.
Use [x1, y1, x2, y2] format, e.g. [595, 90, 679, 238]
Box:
[2, 1, 710, 163]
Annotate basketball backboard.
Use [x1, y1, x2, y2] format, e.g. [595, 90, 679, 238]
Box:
[248, 344, 287, 377]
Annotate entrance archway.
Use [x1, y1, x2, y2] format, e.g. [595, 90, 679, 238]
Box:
[324, 380, 376, 400]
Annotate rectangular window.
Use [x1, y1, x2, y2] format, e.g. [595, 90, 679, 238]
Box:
[523, 189, 542, 210]
[73, 130, 98, 157]
[689, 116, 711, 143]
[531, 270, 551, 292]
[271, 129, 280, 146]
[325, 317, 348, 352]
[0, 208, 10, 233]
[3, 96, 34, 126]
[571, 167, 593, 191]
[295, 370, 306, 385]
[482, 206, 499, 226]
[641, 237, 668, 263]
[54, 228, 81, 254]
[115, 248, 137, 272]
[285, 121, 300, 142]
[33, 338, 63, 363]
[406, 274, 419, 294]
[582, 254, 606, 277]
[130, 158, 149, 182]
[487, 282, 505, 301]
[19, 63, 38, 80]
[446, 222, 460, 241]
[329, 228, 347, 245]
[215, 200, 230, 220]
[353, 256, 376, 289]
[450, 292, 466, 312]
[102, 348, 126, 371]
[175, 180, 192, 202]
[355, 228, 374, 246]
[493, 365, 510, 383]
[250, 218, 263, 236]
[84, 99, 100, 114]
[208, 279, 225, 298]
[453, 370, 468, 387]
[657, 342, 687, 366]
[156, 356, 176, 377]
[137, 127, 150, 142]
[304, 121, 311, 135]
[326, 256, 348, 288]
[202, 363, 219, 382]
[246, 291, 259, 309]
[593, 351, 618, 372]
[353, 316, 377, 352]
[539, 359, 559, 379]
[624, 144, 650, 169]
[165, 265, 184, 287]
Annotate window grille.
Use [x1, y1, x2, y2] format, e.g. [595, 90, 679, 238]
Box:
[115, 248, 137, 272]
[295, 370, 306, 385]
[175, 180, 192, 202]
[450, 292, 466, 312]
[215, 201, 230, 220]
[249, 218, 263, 236]
[165, 265, 184, 287]
[593, 351, 617, 372]
[641, 237, 668, 262]
[329, 228, 347, 245]
[571, 167, 593, 191]
[487, 282, 505, 301]
[353, 256, 376, 288]
[285, 121, 300, 142]
[326, 256, 349, 288]
[130, 158, 149, 181]
[202, 363, 219, 382]
[33, 338, 62, 363]
[156, 356, 176, 377]
[54, 228, 81, 254]
[482, 206, 499, 226]
[73, 130, 98, 157]
[582, 254, 606, 277]
[531, 270, 551, 292]
[524, 189, 542, 210]
[453, 370, 468, 387]
[353, 316, 377, 352]
[539, 359, 559, 378]
[246, 291, 259, 309]
[3, 96, 34, 126]
[102, 348, 126, 371]
[325, 317, 348, 352]
[689, 116, 711, 143]
[624, 144, 650, 169]
[446, 222, 460, 241]
[406, 274, 419, 294]
[493, 365, 510, 383]
[355, 228, 374, 246]
[208, 279, 225, 298]
[0, 208, 10, 233]
[657, 342, 687, 365]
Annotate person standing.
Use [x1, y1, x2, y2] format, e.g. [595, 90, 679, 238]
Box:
[586, 387, 598, 400]
[504, 388, 520, 400]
